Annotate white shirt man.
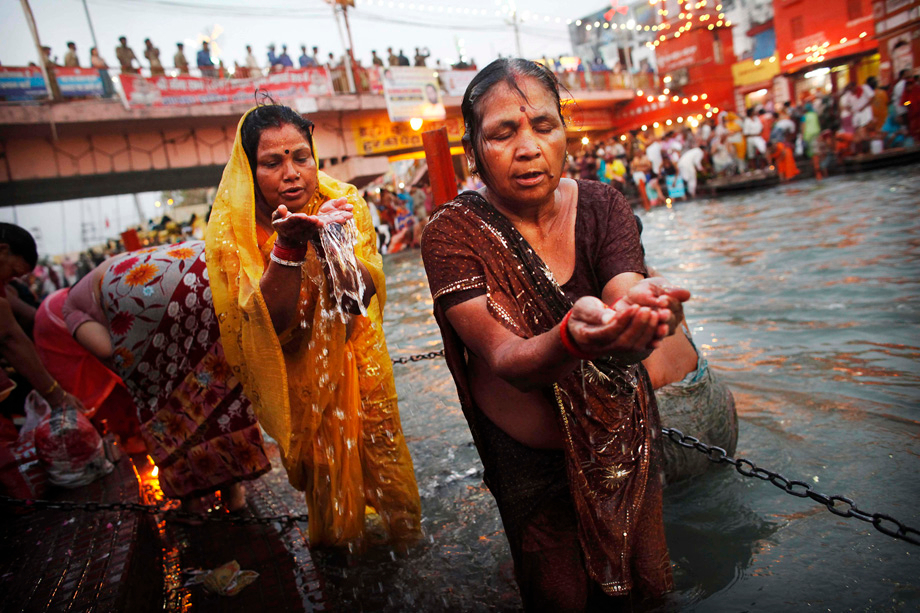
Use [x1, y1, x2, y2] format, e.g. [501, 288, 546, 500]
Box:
[677, 147, 705, 197]
[245, 46, 261, 76]
[742, 114, 766, 159]
[645, 140, 664, 175]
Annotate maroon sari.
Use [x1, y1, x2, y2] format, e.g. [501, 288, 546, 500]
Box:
[422, 189, 672, 598]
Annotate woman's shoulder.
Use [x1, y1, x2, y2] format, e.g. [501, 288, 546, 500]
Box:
[575, 179, 629, 215]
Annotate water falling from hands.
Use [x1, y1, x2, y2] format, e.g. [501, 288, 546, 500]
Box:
[320, 219, 367, 322]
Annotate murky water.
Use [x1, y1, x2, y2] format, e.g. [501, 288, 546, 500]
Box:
[313, 165, 920, 611]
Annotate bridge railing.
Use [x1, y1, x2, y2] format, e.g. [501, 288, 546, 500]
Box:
[0, 64, 652, 106]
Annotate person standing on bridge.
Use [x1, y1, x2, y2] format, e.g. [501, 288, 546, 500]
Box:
[197, 41, 216, 78]
[173, 43, 189, 75]
[144, 39, 165, 77]
[63, 42, 79, 68]
[115, 37, 139, 74]
[205, 103, 421, 549]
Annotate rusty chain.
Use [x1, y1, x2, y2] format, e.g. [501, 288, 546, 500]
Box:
[2, 346, 917, 546]
[390, 349, 445, 365]
[662, 426, 920, 547]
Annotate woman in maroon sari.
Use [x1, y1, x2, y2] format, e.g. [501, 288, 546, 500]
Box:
[421, 59, 690, 611]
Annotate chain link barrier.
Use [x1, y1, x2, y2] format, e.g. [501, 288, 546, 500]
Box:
[390, 349, 445, 365]
[661, 426, 920, 546]
[2, 348, 917, 546]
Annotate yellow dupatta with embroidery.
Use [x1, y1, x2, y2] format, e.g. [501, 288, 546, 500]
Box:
[205, 108, 420, 547]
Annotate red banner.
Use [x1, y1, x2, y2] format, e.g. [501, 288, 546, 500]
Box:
[118, 68, 334, 108]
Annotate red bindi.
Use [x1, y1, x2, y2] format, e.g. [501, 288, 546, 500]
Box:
[284, 149, 290, 154]
[520, 105, 526, 112]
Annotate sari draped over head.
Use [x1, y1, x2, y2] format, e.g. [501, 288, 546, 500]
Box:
[205, 107, 420, 547]
[423, 192, 672, 596]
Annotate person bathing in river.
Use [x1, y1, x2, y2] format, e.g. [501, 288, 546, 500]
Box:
[421, 59, 690, 611]
[205, 103, 421, 548]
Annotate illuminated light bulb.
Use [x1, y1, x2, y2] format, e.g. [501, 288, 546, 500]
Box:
[786, 53, 794, 59]
[708, 24, 714, 30]
[754, 59, 761, 66]
[658, 95, 667, 101]
[717, 20, 723, 26]
[167, 198, 174, 205]
[701, 93, 708, 99]
[586, 24, 592, 30]
[666, 119, 673, 125]
[620, 134, 627, 141]
[409, 117, 423, 130]
[840, 37, 847, 43]
[653, 121, 660, 128]
[704, 103, 711, 109]
[581, 136, 590, 145]
[859, 31, 867, 38]
[641, 124, 648, 131]
[677, 116, 684, 123]
[647, 95, 655, 102]
[676, 31, 682, 37]
[637, 89, 644, 96]
[672, 95, 679, 101]
[725, 20, 731, 26]
[155, 201, 162, 208]
[769, 56, 776, 62]
[682, 98, 689, 104]
[594, 21, 600, 27]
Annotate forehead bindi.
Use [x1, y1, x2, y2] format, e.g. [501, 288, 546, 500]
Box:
[258, 125, 310, 156]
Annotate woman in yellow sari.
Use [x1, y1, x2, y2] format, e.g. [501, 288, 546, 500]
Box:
[205, 103, 421, 548]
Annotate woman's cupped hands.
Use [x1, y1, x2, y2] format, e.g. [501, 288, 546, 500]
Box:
[566, 278, 691, 360]
[272, 197, 353, 247]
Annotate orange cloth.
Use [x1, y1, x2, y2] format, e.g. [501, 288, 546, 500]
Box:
[205, 107, 421, 547]
[774, 142, 799, 180]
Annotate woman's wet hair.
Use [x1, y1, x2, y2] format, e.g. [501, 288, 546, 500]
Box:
[240, 97, 316, 176]
[0, 223, 37, 269]
[460, 58, 566, 182]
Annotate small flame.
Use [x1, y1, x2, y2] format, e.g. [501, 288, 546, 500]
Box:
[151, 466, 159, 477]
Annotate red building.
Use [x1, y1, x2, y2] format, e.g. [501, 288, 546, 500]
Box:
[774, 0, 879, 101]
[872, 0, 920, 84]
[614, 0, 737, 133]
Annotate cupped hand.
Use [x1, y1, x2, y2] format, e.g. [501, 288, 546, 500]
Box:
[272, 197, 354, 247]
[566, 296, 662, 359]
[614, 277, 690, 340]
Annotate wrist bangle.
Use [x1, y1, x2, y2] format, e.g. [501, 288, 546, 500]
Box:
[560, 310, 593, 360]
[43, 380, 61, 397]
[272, 242, 308, 262]
[269, 252, 305, 268]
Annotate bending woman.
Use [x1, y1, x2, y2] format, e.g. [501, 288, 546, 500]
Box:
[61, 241, 271, 513]
[205, 104, 421, 548]
[421, 59, 689, 610]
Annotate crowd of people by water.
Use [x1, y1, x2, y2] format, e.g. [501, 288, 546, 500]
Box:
[0, 59, 751, 611]
[562, 68, 920, 209]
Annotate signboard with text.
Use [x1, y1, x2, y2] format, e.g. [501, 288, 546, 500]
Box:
[0, 66, 47, 101]
[353, 115, 463, 156]
[118, 68, 334, 108]
[56, 67, 106, 98]
[381, 66, 446, 123]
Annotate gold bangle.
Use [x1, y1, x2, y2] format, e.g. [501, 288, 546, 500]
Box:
[43, 380, 60, 397]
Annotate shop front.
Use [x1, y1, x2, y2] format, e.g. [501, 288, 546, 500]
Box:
[872, 0, 920, 84]
[775, 0, 879, 101]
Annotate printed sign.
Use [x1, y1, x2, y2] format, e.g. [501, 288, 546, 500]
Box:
[0, 66, 47, 101]
[439, 70, 477, 97]
[380, 66, 446, 123]
[56, 67, 106, 98]
[353, 115, 464, 156]
[118, 68, 334, 108]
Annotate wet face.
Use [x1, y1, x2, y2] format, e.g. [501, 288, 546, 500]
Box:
[470, 76, 566, 209]
[254, 123, 318, 216]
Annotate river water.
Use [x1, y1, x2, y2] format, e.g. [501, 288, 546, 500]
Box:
[310, 165, 920, 611]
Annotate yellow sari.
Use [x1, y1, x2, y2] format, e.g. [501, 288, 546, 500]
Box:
[205, 108, 421, 547]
